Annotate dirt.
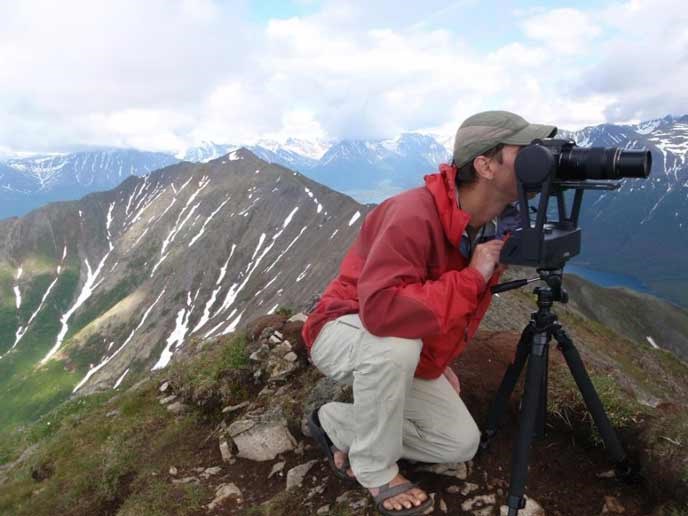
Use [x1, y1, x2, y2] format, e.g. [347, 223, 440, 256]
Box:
[175, 328, 663, 515]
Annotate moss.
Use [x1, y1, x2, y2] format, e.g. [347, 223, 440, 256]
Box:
[275, 306, 294, 318]
[166, 332, 251, 413]
[116, 476, 211, 516]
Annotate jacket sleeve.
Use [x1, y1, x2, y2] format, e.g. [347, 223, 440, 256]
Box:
[357, 209, 487, 338]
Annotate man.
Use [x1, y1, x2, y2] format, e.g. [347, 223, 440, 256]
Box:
[301, 111, 557, 515]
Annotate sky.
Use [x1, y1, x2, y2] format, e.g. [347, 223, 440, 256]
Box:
[0, 0, 686, 154]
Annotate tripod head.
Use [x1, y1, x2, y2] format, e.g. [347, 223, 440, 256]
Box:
[491, 268, 568, 304]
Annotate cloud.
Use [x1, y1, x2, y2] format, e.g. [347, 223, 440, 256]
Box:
[571, 0, 688, 123]
[0, 0, 684, 153]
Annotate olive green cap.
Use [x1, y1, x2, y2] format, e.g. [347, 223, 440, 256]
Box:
[452, 110, 557, 168]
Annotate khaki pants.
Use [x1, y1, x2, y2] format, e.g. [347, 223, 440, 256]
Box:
[310, 313, 481, 488]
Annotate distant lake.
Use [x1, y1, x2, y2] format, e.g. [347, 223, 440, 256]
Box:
[564, 264, 652, 294]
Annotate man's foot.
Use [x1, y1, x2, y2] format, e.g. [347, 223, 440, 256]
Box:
[369, 473, 429, 512]
[333, 448, 355, 479]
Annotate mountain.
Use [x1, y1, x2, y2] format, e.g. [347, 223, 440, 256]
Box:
[2, 115, 687, 307]
[0, 149, 367, 430]
[0, 149, 179, 219]
[306, 133, 450, 202]
[1, 150, 688, 514]
[0, 132, 460, 221]
[558, 115, 688, 307]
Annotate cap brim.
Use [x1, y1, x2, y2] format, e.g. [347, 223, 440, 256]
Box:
[501, 123, 557, 145]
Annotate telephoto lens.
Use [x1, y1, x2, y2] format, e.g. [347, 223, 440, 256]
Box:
[557, 145, 652, 181]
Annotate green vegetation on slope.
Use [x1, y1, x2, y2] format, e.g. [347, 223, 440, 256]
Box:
[0, 266, 80, 432]
[0, 332, 249, 516]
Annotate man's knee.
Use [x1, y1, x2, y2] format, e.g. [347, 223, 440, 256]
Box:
[444, 418, 481, 463]
[379, 337, 422, 371]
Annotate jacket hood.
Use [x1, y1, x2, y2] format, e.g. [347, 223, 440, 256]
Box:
[424, 163, 472, 248]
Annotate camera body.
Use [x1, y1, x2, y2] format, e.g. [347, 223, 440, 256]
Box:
[500, 139, 651, 269]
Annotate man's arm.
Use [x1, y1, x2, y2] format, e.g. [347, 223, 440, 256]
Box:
[357, 212, 487, 338]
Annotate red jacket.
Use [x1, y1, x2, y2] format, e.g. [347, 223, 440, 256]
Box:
[301, 163, 501, 379]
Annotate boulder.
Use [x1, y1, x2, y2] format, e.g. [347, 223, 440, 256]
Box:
[207, 483, 242, 511]
[230, 419, 297, 461]
[286, 459, 318, 490]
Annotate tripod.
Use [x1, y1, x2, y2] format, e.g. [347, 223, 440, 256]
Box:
[480, 269, 636, 516]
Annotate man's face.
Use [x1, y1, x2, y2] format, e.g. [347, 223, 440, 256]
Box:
[489, 144, 523, 202]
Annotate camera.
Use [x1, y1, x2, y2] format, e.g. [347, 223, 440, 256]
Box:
[499, 138, 652, 269]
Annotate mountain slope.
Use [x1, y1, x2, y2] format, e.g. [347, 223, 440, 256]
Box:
[0, 149, 367, 430]
[560, 116, 688, 307]
[0, 150, 180, 220]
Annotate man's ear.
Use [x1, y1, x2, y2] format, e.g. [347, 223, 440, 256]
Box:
[473, 155, 495, 181]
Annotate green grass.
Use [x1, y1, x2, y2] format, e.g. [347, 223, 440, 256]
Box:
[0, 382, 212, 516]
[0, 331, 256, 516]
[0, 266, 81, 433]
[166, 333, 251, 413]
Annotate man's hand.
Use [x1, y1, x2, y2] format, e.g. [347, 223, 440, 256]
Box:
[469, 239, 505, 283]
[443, 367, 461, 395]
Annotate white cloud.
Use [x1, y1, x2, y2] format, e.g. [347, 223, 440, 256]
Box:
[0, 0, 684, 153]
[521, 8, 602, 54]
[572, 0, 688, 123]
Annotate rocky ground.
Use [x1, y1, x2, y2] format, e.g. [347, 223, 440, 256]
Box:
[150, 313, 676, 516]
[3, 308, 685, 516]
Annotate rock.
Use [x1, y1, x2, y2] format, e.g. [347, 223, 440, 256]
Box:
[316, 505, 330, 515]
[172, 476, 199, 485]
[462, 494, 497, 512]
[499, 496, 545, 516]
[207, 482, 242, 511]
[416, 462, 468, 480]
[272, 341, 293, 356]
[219, 438, 233, 462]
[350, 497, 369, 511]
[284, 351, 298, 362]
[268, 461, 286, 479]
[169, 466, 178, 476]
[301, 377, 353, 436]
[250, 345, 270, 361]
[105, 409, 120, 418]
[268, 361, 297, 382]
[439, 498, 448, 513]
[288, 312, 308, 323]
[259, 386, 274, 397]
[269, 335, 282, 345]
[308, 484, 326, 498]
[159, 394, 177, 405]
[232, 420, 297, 461]
[166, 401, 188, 414]
[602, 496, 625, 513]
[596, 469, 616, 479]
[202, 466, 222, 479]
[222, 401, 250, 414]
[286, 460, 318, 490]
[455, 463, 468, 480]
[228, 419, 256, 436]
[336, 490, 358, 504]
[461, 483, 480, 496]
[445, 485, 461, 494]
[294, 441, 305, 456]
[159, 381, 170, 393]
[273, 330, 284, 340]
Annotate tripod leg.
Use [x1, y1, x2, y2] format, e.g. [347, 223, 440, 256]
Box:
[552, 325, 626, 465]
[534, 344, 549, 439]
[481, 324, 533, 449]
[506, 329, 549, 516]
